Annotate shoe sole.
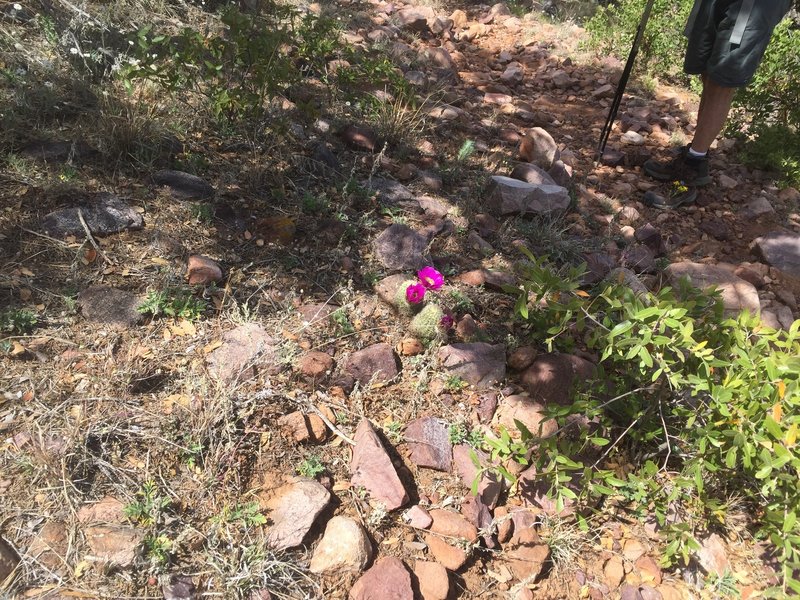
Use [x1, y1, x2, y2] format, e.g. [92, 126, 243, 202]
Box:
[643, 163, 712, 187]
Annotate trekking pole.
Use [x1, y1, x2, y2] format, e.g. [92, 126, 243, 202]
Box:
[595, 0, 656, 163]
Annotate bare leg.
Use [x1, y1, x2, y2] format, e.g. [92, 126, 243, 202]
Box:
[690, 76, 737, 154]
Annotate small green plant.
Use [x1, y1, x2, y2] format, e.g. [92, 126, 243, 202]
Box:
[214, 502, 267, 527]
[0, 308, 38, 335]
[330, 308, 355, 335]
[449, 422, 484, 447]
[143, 534, 173, 567]
[444, 375, 466, 392]
[457, 139, 476, 163]
[296, 455, 325, 478]
[190, 203, 214, 224]
[736, 124, 800, 189]
[138, 288, 207, 320]
[124, 480, 171, 526]
[58, 164, 78, 182]
[181, 439, 204, 471]
[301, 192, 329, 213]
[384, 420, 403, 442]
[705, 570, 741, 599]
[447, 290, 475, 315]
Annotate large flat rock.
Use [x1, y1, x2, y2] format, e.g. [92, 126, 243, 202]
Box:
[350, 419, 409, 510]
[752, 231, 800, 280]
[264, 479, 331, 551]
[665, 261, 760, 315]
[41, 193, 143, 237]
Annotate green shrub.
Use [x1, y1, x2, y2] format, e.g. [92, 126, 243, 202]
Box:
[491, 252, 800, 594]
[737, 124, 800, 189]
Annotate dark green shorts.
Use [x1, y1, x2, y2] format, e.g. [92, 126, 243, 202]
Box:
[684, 0, 792, 87]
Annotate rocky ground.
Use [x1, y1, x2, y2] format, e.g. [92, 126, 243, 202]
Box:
[1, 0, 799, 599]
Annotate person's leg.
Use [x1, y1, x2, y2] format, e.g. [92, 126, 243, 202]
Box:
[690, 77, 737, 154]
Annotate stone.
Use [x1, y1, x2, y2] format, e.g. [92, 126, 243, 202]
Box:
[350, 419, 409, 511]
[617, 206, 640, 224]
[656, 585, 683, 600]
[501, 62, 524, 85]
[350, 557, 413, 600]
[718, 173, 737, 189]
[740, 196, 775, 219]
[311, 143, 341, 175]
[41, 193, 144, 237]
[418, 196, 452, 218]
[78, 286, 142, 328]
[414, 561, 449, 600]
[424, 533, 469, 571]
[549, 160, 572, 187]
[699, 218, 731, 241]
[622, 131, 645, 145]
[508, 346, 538, 371]
[606, 267, 651, 298]
[509, 163, 557, 186]
[438, 343, 506, 390]
[487, 176, 570, 216]
[520, 354, 595, 406]
[636, 223, 667, 256]
[475, 392, 498, 423]
[456, 269, 516, 291]
[622, 244, 655, 274]
[461, 495, 493, 546]
[396, 8, 429, 32]
[22, 139, 94, 162]
[404, 417, 452, 471]
[665, 262, 760, 315]
[518, 127, 558, 169]
[450, 9, 467, 28]
[345, 343, 400, 386]
[0, 537, 19, 582]
[696, 533, 730, 577]
[404, 505, 433, 529]
[297, 351, 334, 378]
[340, 124, 382, 152]
[310, 516, 372, 574]
[374, 224, 431, 271]
[84, 525, 143, 567]
[467, 231, 494, 255]
[265, 479, 331, 550]
[398, 337, 425, 356]
[77, 496, 126, 524]
[375, 274, 410, 306]
[452, 445, 503, 509]
[639, 586, 663, 600]
[298, 302, 340, 324]
[207, 323, 279, 383]
[551, 69, 574, 88]
[495, 394, 557, 439]
[278, 411, 327, 443]
[364, 177, 414, 204]
[636, 555, 663, 585]
[162, 575, 196, 600]
[592, 83, 615, 98]
[28, 521, 68, 571]
[620, 585, 644, 600]
[623, 539, 647, 562]
[187, 255, 223, 286]
[601, 149, 625, 167]
[752, 232, 800, 280]
[506, 543, 550, 581]
[153, 170, 214, 200]
[604, 555, 625, 588]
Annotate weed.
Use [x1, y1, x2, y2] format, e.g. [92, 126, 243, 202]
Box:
[705, 570, 740, 598]
[138, 288, 207, 320]
[214, 502, 267, 527]
[191, 203, 214, 224]
[457, 139, 476, 162]
[301, 192, 329, 214]
[330, 307, 355, 335]
[144, 533, 173, 567]
[444, 375, 466, 392]
[0, 308, 38, 335]
[449, 422, 484, 447]
[384, 421, 403, 443]
[296, 455, 324, 478]
[447, 290, 475, 315]
[124, 480, 171, 526]
[537, 514, 586, 571]
[58, 163, 78, 182]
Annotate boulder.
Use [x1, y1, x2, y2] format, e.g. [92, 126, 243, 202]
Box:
[309, 516, 372, 574]
[264, 479, 331, 550]
[486, 176, 570, 216]
[438, 343, 506, 389]
[665, 261, 760, 315]
[350, 419, 409, 510]
[153, 170, 214, 200]
[41, 193, 144, 237]
[345, 343, 400, 386]
[752, 232, 800, 280]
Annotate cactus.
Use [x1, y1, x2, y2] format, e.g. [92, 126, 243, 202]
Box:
[409, 303, 445, 341]
[393, 279, 424, 316]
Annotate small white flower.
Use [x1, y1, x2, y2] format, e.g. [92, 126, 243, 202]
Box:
[13, 3, 22, 10]
[128, 40, 134, 45]
[69, 47, 78, 55]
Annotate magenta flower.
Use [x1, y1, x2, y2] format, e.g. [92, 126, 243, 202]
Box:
[440, 315, 454, 330]
[406, 283, 426, 304]
[417, 266, 444, 290]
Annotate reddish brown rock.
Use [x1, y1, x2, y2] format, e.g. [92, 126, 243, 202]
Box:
[438, 343, 505, 390]
[424, 533, 469, 572]
[0, 536, 19, 581]
[403, 505, 433, 529]
[452, 444, 504, 509]
[84, 525, 143, 567]
[207, 323, 279, 383]
[350, 419, 409, 510]
[509, 346, 538, 370]
[518, 127, 558, 169]
[696, 533, 730, 577]
[278, 411, 327, 443]
[28, 521, 68, 571]
[506, 543, 550, 581]
[424, 509, 478, 571]
[340, 124, 381, 152]
[604, 555, 625, 589]
[77, 496, 126, 524]
[635, 555, 663, 585]
[397, 338, 425, 356]
[345, 343, 400, 386]
[186, 255, 223, 286]
[520, 354, 595, 406]
[297, 351, 334, 378]
[414, 560, 450, 600]
[404, 417, 452, 471]
[350, 556, 413, 600]
[374, 224, 431, 271]
[495, 394, 557, 439]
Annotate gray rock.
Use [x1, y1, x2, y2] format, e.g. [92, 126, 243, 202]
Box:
[699, 218, 731, 241]
[22, 139, 94, 162]
[635, 223, 667, 256]
[350, 419, 409, 511]
[207, 323, 279, 383]
[374, 274, 410, 306]
[349, 557, 414, 600]
[666, 261, 760, 315]
[309, 516, 372, 574]
[364, 177, 413, 204]
[519, 127, 558, 169]
[438, 343, 506, 389]
[404, 417, 452, 471]
[84, 525, 143, 567]
[78, 286, 142, 328]
[501, 62, 524, 85]
[345, 343, 400, 386]
[509, 163, 557, 186]
[396, 8, 429, 32]
[153, 170, 214, 200]
[622, 131, 645, 145]
[373, 224, 431, 271]
[752, 232, 800, 280]
[340, 124, 383, 152]
[622, 244, 655, 274]
[548, 160, 572, 187]
[265, 479, 331, 551]
[487, 176, 570, 216]
[41, 193, 144, 237]
[740, 196, 775, 219]
[163, 575, 197, 600]
[606, 267, 651, 299]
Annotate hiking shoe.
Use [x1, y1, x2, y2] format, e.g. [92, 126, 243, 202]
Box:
[643, 187, 698, 210]
[643, 145, 712, 187]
